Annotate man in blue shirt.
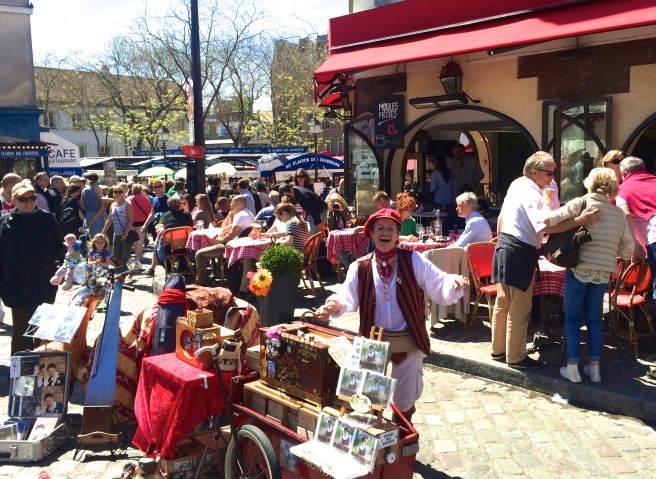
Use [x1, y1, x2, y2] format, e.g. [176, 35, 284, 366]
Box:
[255, 191, 280, 228]
[448, 192, 493, 248]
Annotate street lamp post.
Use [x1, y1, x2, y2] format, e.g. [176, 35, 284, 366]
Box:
[307, 116, 322, 182]
[158, 126, 170, 159]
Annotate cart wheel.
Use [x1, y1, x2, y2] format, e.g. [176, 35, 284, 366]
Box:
[224, 424, 281, 479]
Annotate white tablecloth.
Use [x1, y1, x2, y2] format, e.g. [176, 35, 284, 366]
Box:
[423, 247, 470, 326]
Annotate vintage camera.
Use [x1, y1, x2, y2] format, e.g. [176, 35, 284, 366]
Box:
[331, 202, 342, 210]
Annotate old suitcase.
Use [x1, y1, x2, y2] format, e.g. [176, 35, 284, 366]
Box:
[176, 318, 235, 370]
[0, 351, 71, 463]
[259, 322, 351, 405]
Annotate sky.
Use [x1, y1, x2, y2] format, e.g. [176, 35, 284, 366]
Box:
[29, 0, 349, 61]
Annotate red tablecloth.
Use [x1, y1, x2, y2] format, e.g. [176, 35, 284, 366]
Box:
[186, 229, 221, 252]
[534, 258, 566, 298]
[326, 229, 369, 264]
[224, 236, 272, 267]
[132, 353, 236, 459]
[398, 239, 452, 254]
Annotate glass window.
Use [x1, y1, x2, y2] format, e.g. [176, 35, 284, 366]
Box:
[338, 137, 344, 154]
[345, 114, 380, 215]
[325, 138, 333, 153]
[43, 111, 56, 128]
[71, 113, 84, 129]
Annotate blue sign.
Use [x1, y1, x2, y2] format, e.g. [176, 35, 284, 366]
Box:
[279, 154, 344, 172]
[50, 167, 83, 177]
[131, 146, 308, 156]
[0, 149, 49, 157]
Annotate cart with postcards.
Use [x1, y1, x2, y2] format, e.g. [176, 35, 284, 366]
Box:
[197, 321, 419, 479]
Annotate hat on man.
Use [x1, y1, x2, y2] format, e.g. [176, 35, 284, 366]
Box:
[12, 179, 36, 197]
[363, 208, 402, 239]
[85, 172, 99, 182]
[69, 175, 83, 183]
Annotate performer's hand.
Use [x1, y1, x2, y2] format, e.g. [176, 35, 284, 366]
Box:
[316, 300, 340, 322]
[453, 275, 469, 292]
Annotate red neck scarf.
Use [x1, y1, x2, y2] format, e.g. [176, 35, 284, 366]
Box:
[374, 248, 397, 280]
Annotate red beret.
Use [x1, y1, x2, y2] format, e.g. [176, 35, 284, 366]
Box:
[363, 208, 402, 238]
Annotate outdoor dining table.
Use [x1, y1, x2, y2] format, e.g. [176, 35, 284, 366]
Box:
[398, 238, 452, 254]
[224, 236, 273, 268]
[325, 229, 369, 265]
[529, 257, 566, 352]
[185, 227, 221, 252]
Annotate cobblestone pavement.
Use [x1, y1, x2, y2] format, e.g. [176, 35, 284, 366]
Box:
[1, 252, 655, 478]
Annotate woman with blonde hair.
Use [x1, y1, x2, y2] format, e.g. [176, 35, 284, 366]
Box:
[544, 168, 634, 383]
[326, 193, 352, 231]
[101, 185, 136, 267]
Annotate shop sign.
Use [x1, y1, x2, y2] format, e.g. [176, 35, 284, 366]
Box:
[375, 95, 404, 149]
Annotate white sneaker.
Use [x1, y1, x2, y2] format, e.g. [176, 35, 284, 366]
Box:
[560, 363, 582, 383]
[584, 364, 601, 383]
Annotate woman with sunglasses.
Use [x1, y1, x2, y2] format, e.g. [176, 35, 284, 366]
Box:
[101, 185, 136, 267]
[0, 180, 63, 355]
[294, 168, 314, 190]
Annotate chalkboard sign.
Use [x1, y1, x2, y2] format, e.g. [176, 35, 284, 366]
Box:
[374, 95, 404, 149]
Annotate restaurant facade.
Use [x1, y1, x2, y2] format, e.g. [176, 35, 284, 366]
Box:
[315, 0, 656, 211]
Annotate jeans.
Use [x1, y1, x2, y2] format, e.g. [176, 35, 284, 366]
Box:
[564, 269, 607, 363]
[113, 233, 134, 267]
[647, 241, 656, 301]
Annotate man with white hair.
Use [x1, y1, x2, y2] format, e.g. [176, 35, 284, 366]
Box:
[0, 173, 21, 216]
[491, 152, 599, 369]
[447, 192, 493, 248]
[619, 156, 656, 304]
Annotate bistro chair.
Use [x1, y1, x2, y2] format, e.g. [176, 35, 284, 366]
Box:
[602, 259, 655, 359]
[162, 226, 195, 278]
[301, 232, 326, 299]
[465, 241, 498, 326]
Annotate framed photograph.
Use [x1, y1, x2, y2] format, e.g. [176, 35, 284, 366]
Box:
[350, 429, 380, 472]
[331, 419, 355, 455]
[357, 339, 388, 374]
[336, 368, 364, 397]
[279, 439, 298, 473]
[361, 371, 396, 409]
[315, 412, 337, 445]
[41, 387, 65, 415]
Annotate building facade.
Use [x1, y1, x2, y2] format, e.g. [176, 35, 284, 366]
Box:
[316, 0, 656, 204]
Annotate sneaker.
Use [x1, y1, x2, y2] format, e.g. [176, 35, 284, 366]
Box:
[50, 274, 63, 286]
[583, 364, 601, 383]
[560, 363, 582, 383]
[491, 353, 506, 362]
[508, 356, 544, 369]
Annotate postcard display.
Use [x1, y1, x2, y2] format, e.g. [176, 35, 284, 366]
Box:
[0, 351, 71, 462]
[259, 324, 400, 479]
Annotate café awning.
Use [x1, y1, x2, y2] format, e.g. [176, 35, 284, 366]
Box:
[315, 0, 656, 105]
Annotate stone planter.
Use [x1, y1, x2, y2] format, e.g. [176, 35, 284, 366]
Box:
[257, 273, 301, 326]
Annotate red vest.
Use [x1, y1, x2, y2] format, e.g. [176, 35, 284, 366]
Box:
[357, 249, 431, 356]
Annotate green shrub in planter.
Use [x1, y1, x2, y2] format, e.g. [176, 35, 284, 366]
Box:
[259, 244, 303, 276]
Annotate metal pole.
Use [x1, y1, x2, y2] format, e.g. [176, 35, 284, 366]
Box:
[191, 0, 205, 197]
[314, 134, 318, 182]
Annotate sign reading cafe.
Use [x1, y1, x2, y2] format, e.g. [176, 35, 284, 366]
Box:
[374, 95, 404, 149]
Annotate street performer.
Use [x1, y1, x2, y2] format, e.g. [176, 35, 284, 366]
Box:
[316, 208, 469, 423]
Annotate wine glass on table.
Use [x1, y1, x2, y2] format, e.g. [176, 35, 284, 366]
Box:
[416, 225, 425, 242]
[431, 220, 442, 240]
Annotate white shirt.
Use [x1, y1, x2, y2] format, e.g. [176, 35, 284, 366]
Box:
[36, 192, 50, 213]
[241, 189, 256, 215]
[232, 209, 255, 232]
[499, 176, 549, 248]
[449, 211, 493, 248]
[327, 251, 464, 331]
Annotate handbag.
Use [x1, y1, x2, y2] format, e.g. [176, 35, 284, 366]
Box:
[542, 199, 591, 268]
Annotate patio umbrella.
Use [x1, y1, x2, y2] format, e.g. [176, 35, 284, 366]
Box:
[257, 153, 286, 177]
[174, 168, 186, 179]
[139, 166, 175, 177]
[206, 162, 237, 176]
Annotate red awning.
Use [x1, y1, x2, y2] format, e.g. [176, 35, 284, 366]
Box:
[315, 0, 656, 86]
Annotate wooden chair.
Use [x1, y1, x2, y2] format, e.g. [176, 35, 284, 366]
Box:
[162, 226, 194, 277]
[602, 259, 655, 359]
[465, 241, 498, 326]
[301, 232, 326, 299]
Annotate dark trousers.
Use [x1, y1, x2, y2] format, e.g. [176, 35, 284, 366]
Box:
[11, 306, 37, 355]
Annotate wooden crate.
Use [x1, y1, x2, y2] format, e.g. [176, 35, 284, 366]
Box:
[175, 319, 234, 370]
[187, 309, 214, 328]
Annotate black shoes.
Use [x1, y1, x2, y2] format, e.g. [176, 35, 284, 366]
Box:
[491, 352, 506, 362]
[145, 269, 155, 277]
[508, 356, 544, 369]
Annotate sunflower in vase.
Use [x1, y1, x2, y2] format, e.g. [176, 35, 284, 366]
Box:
[247, 267, 273, 297]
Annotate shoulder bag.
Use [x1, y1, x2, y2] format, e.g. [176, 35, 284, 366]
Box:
[542, 199, 591, 268]
[114, 206, 140, 243]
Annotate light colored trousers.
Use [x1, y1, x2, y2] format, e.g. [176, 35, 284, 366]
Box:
[195, 244, 225, 286]
[491, 274, 536, 364]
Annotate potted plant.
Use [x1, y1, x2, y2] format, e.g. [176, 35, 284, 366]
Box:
[254, 244, 304, 326]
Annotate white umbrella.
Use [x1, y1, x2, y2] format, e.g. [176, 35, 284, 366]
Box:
[206, 162, 237, 176]
[139, 166, 175, 177]
[174, 169, 187, 179]
[257, 153, 285, 176]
